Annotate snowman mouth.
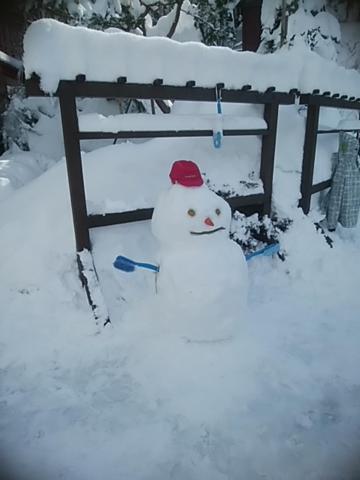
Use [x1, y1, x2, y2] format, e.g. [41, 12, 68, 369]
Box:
[190, 227, 225, 235]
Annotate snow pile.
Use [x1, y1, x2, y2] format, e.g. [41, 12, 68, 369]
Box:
[2, 154, 360, 479]
[82, 134, 263, 215]
[0, 95, 129, 202]
[24, 19, 360, 97]
[1, 112, 360, 478]
[0, 149, 56, 201]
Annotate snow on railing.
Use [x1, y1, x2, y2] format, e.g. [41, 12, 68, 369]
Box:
[23, 19, 360, 99]
[78, 113, 267, 133]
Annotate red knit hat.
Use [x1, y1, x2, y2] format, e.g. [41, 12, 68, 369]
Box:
[169, 160, 204, 187]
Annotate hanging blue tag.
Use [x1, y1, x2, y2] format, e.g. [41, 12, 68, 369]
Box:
[213, 131, 222, 148]
[213, 88, 223, 149]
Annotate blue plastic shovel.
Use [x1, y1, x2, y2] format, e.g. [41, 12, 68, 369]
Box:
[245, 242, 280, 261]
[113, 255, 159, 273]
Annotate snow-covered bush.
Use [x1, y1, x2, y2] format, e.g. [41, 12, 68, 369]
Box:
[24, 0, 235, 45]
[2, 87, 40, 151]
[260, 0, 341, 61]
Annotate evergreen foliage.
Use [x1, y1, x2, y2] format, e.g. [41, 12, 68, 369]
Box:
[192, 0, 236, 47]
[24, 0, 235, 45]
[2, 87, 39, 151]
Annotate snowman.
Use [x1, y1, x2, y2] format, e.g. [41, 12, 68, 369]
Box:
[151, 160, 248, 340]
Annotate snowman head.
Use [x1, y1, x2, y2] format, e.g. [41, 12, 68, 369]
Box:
[152, 161, 232, 247]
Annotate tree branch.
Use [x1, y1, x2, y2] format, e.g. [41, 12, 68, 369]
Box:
[167, 0, 184, 38]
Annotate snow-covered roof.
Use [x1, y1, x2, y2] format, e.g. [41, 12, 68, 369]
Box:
[23, 19, 360, 99]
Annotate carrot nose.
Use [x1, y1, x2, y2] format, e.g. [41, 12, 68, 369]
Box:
[204, 217, 214, 227]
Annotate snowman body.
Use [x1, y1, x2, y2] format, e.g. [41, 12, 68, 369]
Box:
[156, 236, 247, 307]
[151, 173, 248, 338]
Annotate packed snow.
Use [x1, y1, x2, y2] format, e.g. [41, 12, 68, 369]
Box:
[1, 10, 360, 480]
[24, 19, 360, 97]
[82, 132, 263, 215]
[1, 148, 360, 478]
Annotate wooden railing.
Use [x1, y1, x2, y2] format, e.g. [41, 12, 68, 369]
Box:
[24, 73, 360, 324]
[26, 74, 295, 253]
[299, 93, 360, 214]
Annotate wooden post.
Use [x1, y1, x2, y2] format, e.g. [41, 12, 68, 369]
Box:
[299, 104, 320, 214]
[240, 0, 263, 52]
[58, 81, 91, 252]
[260, 102, 279, 216]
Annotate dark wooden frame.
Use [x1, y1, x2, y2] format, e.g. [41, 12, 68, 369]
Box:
[26, 74, 294, 324]
[26, 75, 294, 247]
[299, 93, 360, 214]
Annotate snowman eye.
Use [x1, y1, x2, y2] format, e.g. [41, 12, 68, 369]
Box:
[215, 208, 221, 216]
[187, 208, 196, 217]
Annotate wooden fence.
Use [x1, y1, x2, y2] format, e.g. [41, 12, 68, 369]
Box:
[26, 74, 295, 252]
[299, 93, 360, 214]
[24, 74, 360, 324]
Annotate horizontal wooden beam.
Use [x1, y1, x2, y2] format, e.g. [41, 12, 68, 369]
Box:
[79, 129, 269, 140]
[300, 94, 360, 110]
[227, 193, 264, 208]
[318, 129, 360, 134]
[311, 179, 331, 194]
[25, 77, 295, 104]
[87, 194, 265, 229]
[88, 209, 153, 228]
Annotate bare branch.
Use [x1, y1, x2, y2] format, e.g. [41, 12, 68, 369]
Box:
[167, 0, 184, 38]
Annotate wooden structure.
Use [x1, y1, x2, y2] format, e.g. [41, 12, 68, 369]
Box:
[24, 73, 360, 324]
[299, 93, 360, 214]
[26, 75, 295, 251]
[26, 74, 294, 323]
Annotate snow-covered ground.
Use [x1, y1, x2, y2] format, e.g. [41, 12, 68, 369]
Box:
[1, 130, 360, 479]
